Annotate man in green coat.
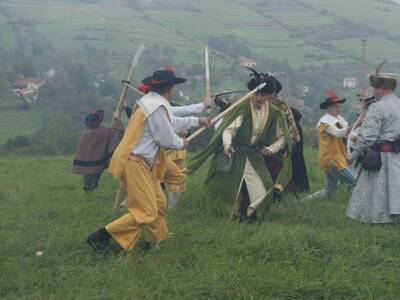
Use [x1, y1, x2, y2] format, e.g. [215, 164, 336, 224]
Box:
[187, 73, 293, 222]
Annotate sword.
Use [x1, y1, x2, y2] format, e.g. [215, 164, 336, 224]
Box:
[186, 82, 266, 143]
[114, 44, 146, 118]
[124, 83, 245, 105]
[204, 46, 212, 112]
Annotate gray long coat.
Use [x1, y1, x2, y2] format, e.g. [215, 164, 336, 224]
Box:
[347, 94, 400, 223]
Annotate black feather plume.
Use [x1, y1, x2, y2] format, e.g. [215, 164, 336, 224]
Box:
[245, 66, 261, 81]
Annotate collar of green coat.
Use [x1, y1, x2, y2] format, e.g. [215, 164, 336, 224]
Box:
[188, 101, 293, 173]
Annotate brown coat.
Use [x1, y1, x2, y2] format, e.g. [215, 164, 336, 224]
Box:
[72, 119, 124, 175]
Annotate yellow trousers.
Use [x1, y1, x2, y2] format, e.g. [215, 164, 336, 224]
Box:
[164, 158, 186, 193]
[106, 157, 169, 251]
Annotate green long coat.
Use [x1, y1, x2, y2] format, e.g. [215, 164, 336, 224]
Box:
[188, 100, 293, 217]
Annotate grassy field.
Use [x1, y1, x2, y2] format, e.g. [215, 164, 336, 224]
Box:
[0, 110, 42, 145]
[1, 151, 400, 299]
[2, 0, 400, 70]
[303, 0, 400, 36]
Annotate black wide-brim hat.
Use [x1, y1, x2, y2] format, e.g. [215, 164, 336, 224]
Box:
[143, 70, 186, 89]
[319, 98, 346, 110]
[85, 110, 104, 128]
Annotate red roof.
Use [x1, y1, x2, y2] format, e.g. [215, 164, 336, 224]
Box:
[15, 88, 34, 95]
[14, 77, 46, 87]
[239, 56, 256, 64]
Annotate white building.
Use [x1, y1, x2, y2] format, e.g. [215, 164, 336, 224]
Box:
[13, 77, 47, 102]
[343, 77, 357, 89]
[239, 56, 257, 68]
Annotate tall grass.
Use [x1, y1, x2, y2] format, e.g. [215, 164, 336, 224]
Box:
[0, 153, 399, 299]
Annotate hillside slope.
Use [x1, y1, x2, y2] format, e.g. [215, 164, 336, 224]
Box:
[2, 0, 400, 70]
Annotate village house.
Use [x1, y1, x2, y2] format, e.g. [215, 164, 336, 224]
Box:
[13, 77, 47, 102]
[343, 77, 357, 89]
[239, 56, 257, 68]
[299, 85, 309, 96]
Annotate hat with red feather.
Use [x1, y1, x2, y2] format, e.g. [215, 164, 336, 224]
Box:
[85, 110, 104, 128]
[141, 61, 185, 90]
[137, 82, 150, 94]
[319, 90, 346, 110]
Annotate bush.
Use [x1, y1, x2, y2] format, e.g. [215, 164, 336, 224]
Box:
[2, 113, 81, 156]
[4, 135, 33, 150]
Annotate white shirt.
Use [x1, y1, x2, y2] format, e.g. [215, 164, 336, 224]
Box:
[172, 103, 205, 116]
[132, 93, 184, 166]
[317, 113, 349, 138]
[171, 103, 205, 133]
[222, 103, 286, 153]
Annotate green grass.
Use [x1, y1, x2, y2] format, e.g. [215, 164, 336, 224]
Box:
[329, 37, 400, 64]
[1, 152, 399, 299]
[303, 0, 400, 36]
[3, 0, 400, 70]
[0, 24, 17, 50]
[0, 110, 43, 145]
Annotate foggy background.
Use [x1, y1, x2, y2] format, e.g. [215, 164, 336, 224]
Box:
[1, 0, 400, 153]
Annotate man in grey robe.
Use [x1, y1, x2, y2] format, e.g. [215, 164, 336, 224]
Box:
[347, 74, 400, 224]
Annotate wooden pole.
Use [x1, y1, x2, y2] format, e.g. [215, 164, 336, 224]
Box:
[124, 82, 145, 96]
[186, 82, 266, 143]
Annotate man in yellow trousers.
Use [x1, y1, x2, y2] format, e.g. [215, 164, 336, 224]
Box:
[87, 70, 188, 252]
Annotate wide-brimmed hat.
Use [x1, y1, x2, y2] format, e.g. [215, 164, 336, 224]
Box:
[142, 70, 186, 89]
[85, 110, 104, 128]
[319, 90, 346, 110]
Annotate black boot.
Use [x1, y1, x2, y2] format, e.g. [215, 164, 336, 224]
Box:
[247, 211, 258, 224]
[87, 228, 112, 253]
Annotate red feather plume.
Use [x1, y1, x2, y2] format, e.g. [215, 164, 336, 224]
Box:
[326, 89, 339, 100]
[137, 83, 150, 94]
[161, 60, 176, 76]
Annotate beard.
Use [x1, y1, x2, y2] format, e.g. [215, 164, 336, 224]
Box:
[255, 101, 263, 109]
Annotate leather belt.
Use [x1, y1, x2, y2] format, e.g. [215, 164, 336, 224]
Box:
[372, 141, 399, 153]
[128, 154, 152, 170]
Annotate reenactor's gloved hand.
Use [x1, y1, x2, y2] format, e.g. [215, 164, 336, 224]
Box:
[214, 96, 232, 112]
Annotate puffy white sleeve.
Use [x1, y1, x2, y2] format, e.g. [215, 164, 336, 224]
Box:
[325, 125, 348, 138]
[264, 124, 287, 154]
[171, 103, 205, 117]
[222, 116, 243, 151]
[148, 107, 184, 150]
[172, 116, 200, 133]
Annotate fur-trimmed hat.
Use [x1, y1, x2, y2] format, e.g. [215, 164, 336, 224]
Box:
[369, 60, 397, 91]
[245, 67, 277, 94]
[270, 75, 282, 94]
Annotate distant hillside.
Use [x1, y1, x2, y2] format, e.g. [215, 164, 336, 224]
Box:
[2, 0, 400, 73]
[2, 0, 399, 146]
